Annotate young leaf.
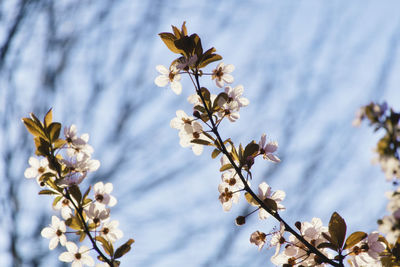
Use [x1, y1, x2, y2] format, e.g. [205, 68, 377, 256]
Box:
[95, 236, 114, 257]
[220, 164, 233, 172]
[344, 231, 367, 250]
[38, 189, 58, 195]
[243, 142, 259, 159]
[114, 239, 135, 259]
[328, 212, 347, 250]
[211, 148, 221, 159]
[68, 185, 82, 204]
[44, 108, 53, 127]
[47, 122, 61, 143]
[22, 118, 46, 139]
[263, 198, 278, 212]
[158, 33, 183, 54]
[244, 192, 259, 207]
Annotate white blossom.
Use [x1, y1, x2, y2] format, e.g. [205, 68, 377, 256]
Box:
[212, 62, 234, 88]
[59, 242, 94, 267]
[154, 64, 182, 95]
[93, 182, 117, 207]
[41, 216, 67, 250]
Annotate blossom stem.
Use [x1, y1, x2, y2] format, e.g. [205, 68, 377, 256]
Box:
[48, 148, 113, 267]
[192, 69, 342, 267]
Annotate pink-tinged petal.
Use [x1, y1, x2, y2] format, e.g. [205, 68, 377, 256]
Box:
[59, 252, 75, 262]
[51, 215, 60, 226]
[59, 235, 67, 246]
[104, 183, 113, 194]
[49, 237, 59, 250]
[41, 227, 54, 238]
[155, 65, 169, 74]
[258, 182, 270, 197]
[192, 144, 203, 156]
[265, 142, 278, 153]
[81, 255, 94, 266]
[224, 64, 235, 73]
[71, 261, 83, 267]
[28, 157, 39, 168]
[259, 209, 269, 220]
[66, 242, 78, 253]
[223, 74, 234, 84]
[108, 196, 117, 207]
[93, 182, 104, 192]
[222, 201, 233, 211]
[233, 85, 244, 96]
[272, 190, 286, 201]
[238, 97, 249, 107]
[171, 81, 182, 95]
[216, 79, 224, 88]
[265, 154, 280, 163]
[24, 168, 36, 178]
[259, 134, 267, 148]
[154, 75, 169, 87]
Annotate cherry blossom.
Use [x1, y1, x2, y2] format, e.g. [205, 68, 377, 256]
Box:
[154, 64, 182, 95]
[257, 182, 285, 220]
[59, 242, 94, 267]
[100, 220, 123, 243]
[259, 134, 280, 163]
[218, 182, 239, 211]
[93, 182, 117, 207]
[41, 216, 67, 250]
[212, 62, 234, 88]
[250, 231, 267, 251]
[24, 157, 51, 181]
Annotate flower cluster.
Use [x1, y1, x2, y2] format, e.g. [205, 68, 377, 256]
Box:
[23, 110, 133, 266]
[157, 23, 396, 267]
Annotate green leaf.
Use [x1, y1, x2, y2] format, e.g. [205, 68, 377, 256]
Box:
[47, 122, 61, 143]
[328, 212, 347, 250]
[22, 118, 46, 139]
[244, 192, 259, 207]
[38, 189, 58, 195]
[95, 236, 114, 257]
[181, 21, 187, 36]
[65, 216, 83, 230]
[114, 239, 135, 259]
[201, 131, 215, 142]
[263, 198, 277, 212]
[79, 231, 86, 242]
[53, 195, 63, 207]
[44, 108, 52, 127]
[211, 149, 221, 159]
[158, 32, 184, 54]
[344, 231, 367, 249]
[68, 185, 82, 204]
[191, 139, 213, 146]
[198, 52, 222, 68]
[82, 186, 91, 202]
[53, 138, 67, 149]
[243, 141, 259, 159]
[220, 164, 233, 172]
[213, 92, 228, 111]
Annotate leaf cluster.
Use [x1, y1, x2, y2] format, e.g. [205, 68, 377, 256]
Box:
[159, 22, 222, 69]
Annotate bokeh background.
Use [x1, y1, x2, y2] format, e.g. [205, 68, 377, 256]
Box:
[1, 0, 400, 266]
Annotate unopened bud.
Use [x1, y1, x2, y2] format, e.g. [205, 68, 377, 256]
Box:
[295, 221, 301, 230]
[235, 216, 246, 226]
[193, 110, 201, 119]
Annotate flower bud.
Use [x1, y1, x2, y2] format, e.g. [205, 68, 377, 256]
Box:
[235, 216, 246, 226]
[295, 221, 301, 230]
[193, 110, 201, 119]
